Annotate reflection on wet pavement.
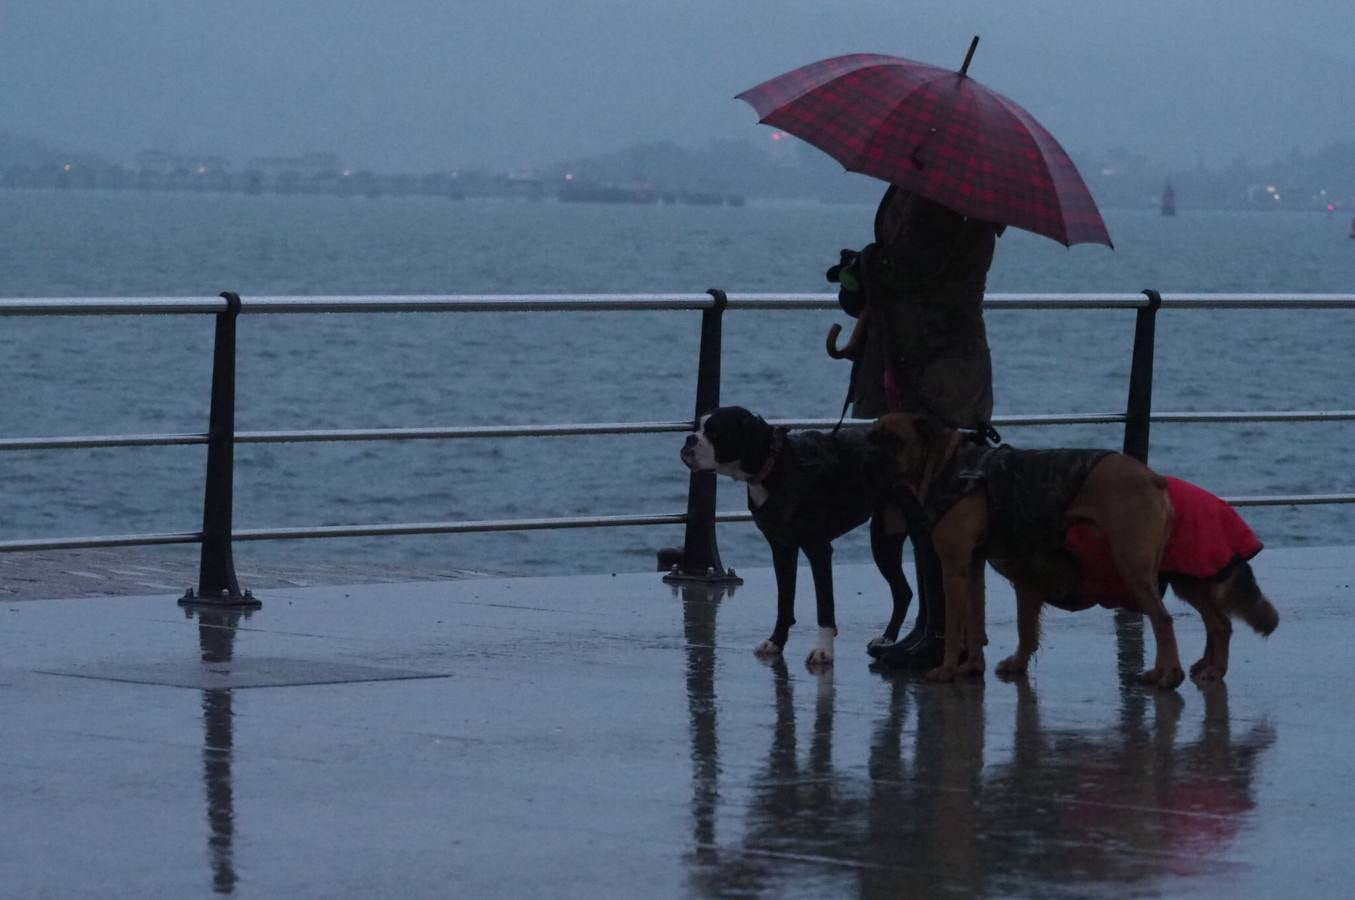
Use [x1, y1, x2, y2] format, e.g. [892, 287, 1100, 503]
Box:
[2, 554, 1345, 897]
[678, 583, 1276, 898]
[194, 607, 245, 895]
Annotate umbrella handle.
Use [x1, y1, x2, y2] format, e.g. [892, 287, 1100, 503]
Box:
[826, 308, 870, 360]
[960, 35, 979, 76]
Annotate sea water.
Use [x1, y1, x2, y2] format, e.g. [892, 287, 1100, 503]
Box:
[2, 189, 1352, 576]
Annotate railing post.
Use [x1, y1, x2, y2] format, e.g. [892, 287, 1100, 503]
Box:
[1122, 289, 1162, 464]
[181, 291, 258, 609]
[662, 289, 742, 586]
[1116, 288, 1161, 673]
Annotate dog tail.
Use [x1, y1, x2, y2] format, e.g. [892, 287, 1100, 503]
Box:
[1225, 560, 1279, 636]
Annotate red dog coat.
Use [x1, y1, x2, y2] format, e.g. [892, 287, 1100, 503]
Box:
[1064, 477, 1263, 610]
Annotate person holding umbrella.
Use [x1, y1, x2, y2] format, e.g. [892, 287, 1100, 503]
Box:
[835, 185, 1001, 433]
[738, 37, 1113, 669]
[825, 185, 1004, 667]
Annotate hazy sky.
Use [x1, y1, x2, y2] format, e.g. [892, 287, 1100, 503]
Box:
[3, 0, 1350, 171]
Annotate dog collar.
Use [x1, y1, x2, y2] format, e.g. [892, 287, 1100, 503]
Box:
[750, 428, 786, 485]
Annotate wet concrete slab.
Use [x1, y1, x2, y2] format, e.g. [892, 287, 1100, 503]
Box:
[1, 545, 1352, 897]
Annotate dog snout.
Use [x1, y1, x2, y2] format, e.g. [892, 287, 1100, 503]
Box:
[680, 433, 700, 466]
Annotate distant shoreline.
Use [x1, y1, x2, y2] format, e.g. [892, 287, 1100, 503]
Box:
[4, 184, 1346, 216]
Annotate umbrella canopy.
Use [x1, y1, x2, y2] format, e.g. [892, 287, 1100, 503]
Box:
[737, 43, 1113, 248]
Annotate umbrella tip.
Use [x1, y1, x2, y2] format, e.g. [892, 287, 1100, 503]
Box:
[960, 35, 979, 76]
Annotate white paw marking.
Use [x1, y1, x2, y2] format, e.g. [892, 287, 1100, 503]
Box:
[754, 639, 783, 657]
[805, 626, 835, 666]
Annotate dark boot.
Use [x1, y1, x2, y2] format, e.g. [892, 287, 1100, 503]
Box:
[872, 540, 946, 669]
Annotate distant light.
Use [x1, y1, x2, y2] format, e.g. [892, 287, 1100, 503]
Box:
[1328, 204, 1336, 212]
[564, 173, 574, 181]
[1265, 185, 1277, 193]
[1100, 167, 1117, 176]
[771, 132, 784, 141]
[342, 169, 352, 177]
[196, 166, 207, 174]
[63, 164, 72, 172]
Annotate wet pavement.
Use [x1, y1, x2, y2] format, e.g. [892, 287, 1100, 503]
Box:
[2, 545, 1352, 898]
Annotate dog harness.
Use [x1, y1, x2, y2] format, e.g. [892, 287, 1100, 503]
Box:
[919, 443, 1113, 563]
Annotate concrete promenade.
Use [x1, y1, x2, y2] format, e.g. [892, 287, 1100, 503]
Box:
[2, 546, 1351, 897]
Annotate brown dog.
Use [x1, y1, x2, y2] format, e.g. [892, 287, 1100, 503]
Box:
[868, 413, 1279, 689]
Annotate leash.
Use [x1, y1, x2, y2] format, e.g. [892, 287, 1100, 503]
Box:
[831, 354, 863, 435]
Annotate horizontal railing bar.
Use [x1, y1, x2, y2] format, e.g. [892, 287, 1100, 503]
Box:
[1152, 410, 1355, 423]
[770, 413, 1131, 429]
[233, 421, 695, 444]
[240, 294, 717, 313]
[1155, 294, 1355, 309]
[231, 513, 689, 541]
[0, 297, 228, 316]
[730, 293, 1355, 309]
[1225, 493, 1355, 507]
[7, 491, 1354, 553]
[728, 293, 1154, 311]
[717, 493, 1355, 518]
[0, 433, 210, 451]
[7, 410, 1352, 452]
[0, 531, 203, 552]
[6, 293, 1355, 317]
[0, 294, 718, 316]
[0, 422, 694, 451]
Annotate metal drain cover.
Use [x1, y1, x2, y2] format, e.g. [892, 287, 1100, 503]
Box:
[39, 656, 450, 689]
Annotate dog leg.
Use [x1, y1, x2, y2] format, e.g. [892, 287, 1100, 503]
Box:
[1118, 566, 1184, 689]
[756, 541, 799, 657]
[1090, 482, 1183, 689]
[803, 542, 837, 669]
[956, 559, 987, 677]
[996, 581, 1044, 678]
[1130, 589, 1184, 689]
[867, 515, 913, 650]
[1173, 576, 1233, 680]
[925, 565, 971, 682]
[925, 495, 986, 683]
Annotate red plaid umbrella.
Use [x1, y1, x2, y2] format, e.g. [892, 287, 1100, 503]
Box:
[736, 40, 1113, 248]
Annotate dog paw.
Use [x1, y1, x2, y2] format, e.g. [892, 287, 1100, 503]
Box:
[753, 640, 783, 658]
[866, 636, 895, 653]
[957, 653, 985, 677]
[805, 648, 834, 669]
[925, 664, 957, 683]
[1191, 665, 1227, 681]
[1137, 666, 1185, 690]
[994, 655, 1028, 677]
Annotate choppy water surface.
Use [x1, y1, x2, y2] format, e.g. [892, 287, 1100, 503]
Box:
[2, 190, 1352, 575]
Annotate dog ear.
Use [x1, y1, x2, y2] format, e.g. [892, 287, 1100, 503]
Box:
[739, 413, 773, 475]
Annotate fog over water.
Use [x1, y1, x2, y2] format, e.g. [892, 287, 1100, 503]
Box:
[3, 0, 1351, 171]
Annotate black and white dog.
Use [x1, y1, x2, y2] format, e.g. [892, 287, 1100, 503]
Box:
[680, 406, 915, 667]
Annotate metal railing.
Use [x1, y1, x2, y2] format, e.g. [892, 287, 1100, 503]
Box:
[3, 290, 1354, 606]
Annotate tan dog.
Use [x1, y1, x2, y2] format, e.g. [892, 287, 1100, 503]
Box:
[868, 413, 1278, 689]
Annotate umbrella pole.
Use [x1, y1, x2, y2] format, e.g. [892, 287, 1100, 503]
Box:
[960, 35, 979, 76]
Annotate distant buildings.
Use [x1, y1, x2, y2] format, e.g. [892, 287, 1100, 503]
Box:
[2, 140, 1351, 211]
